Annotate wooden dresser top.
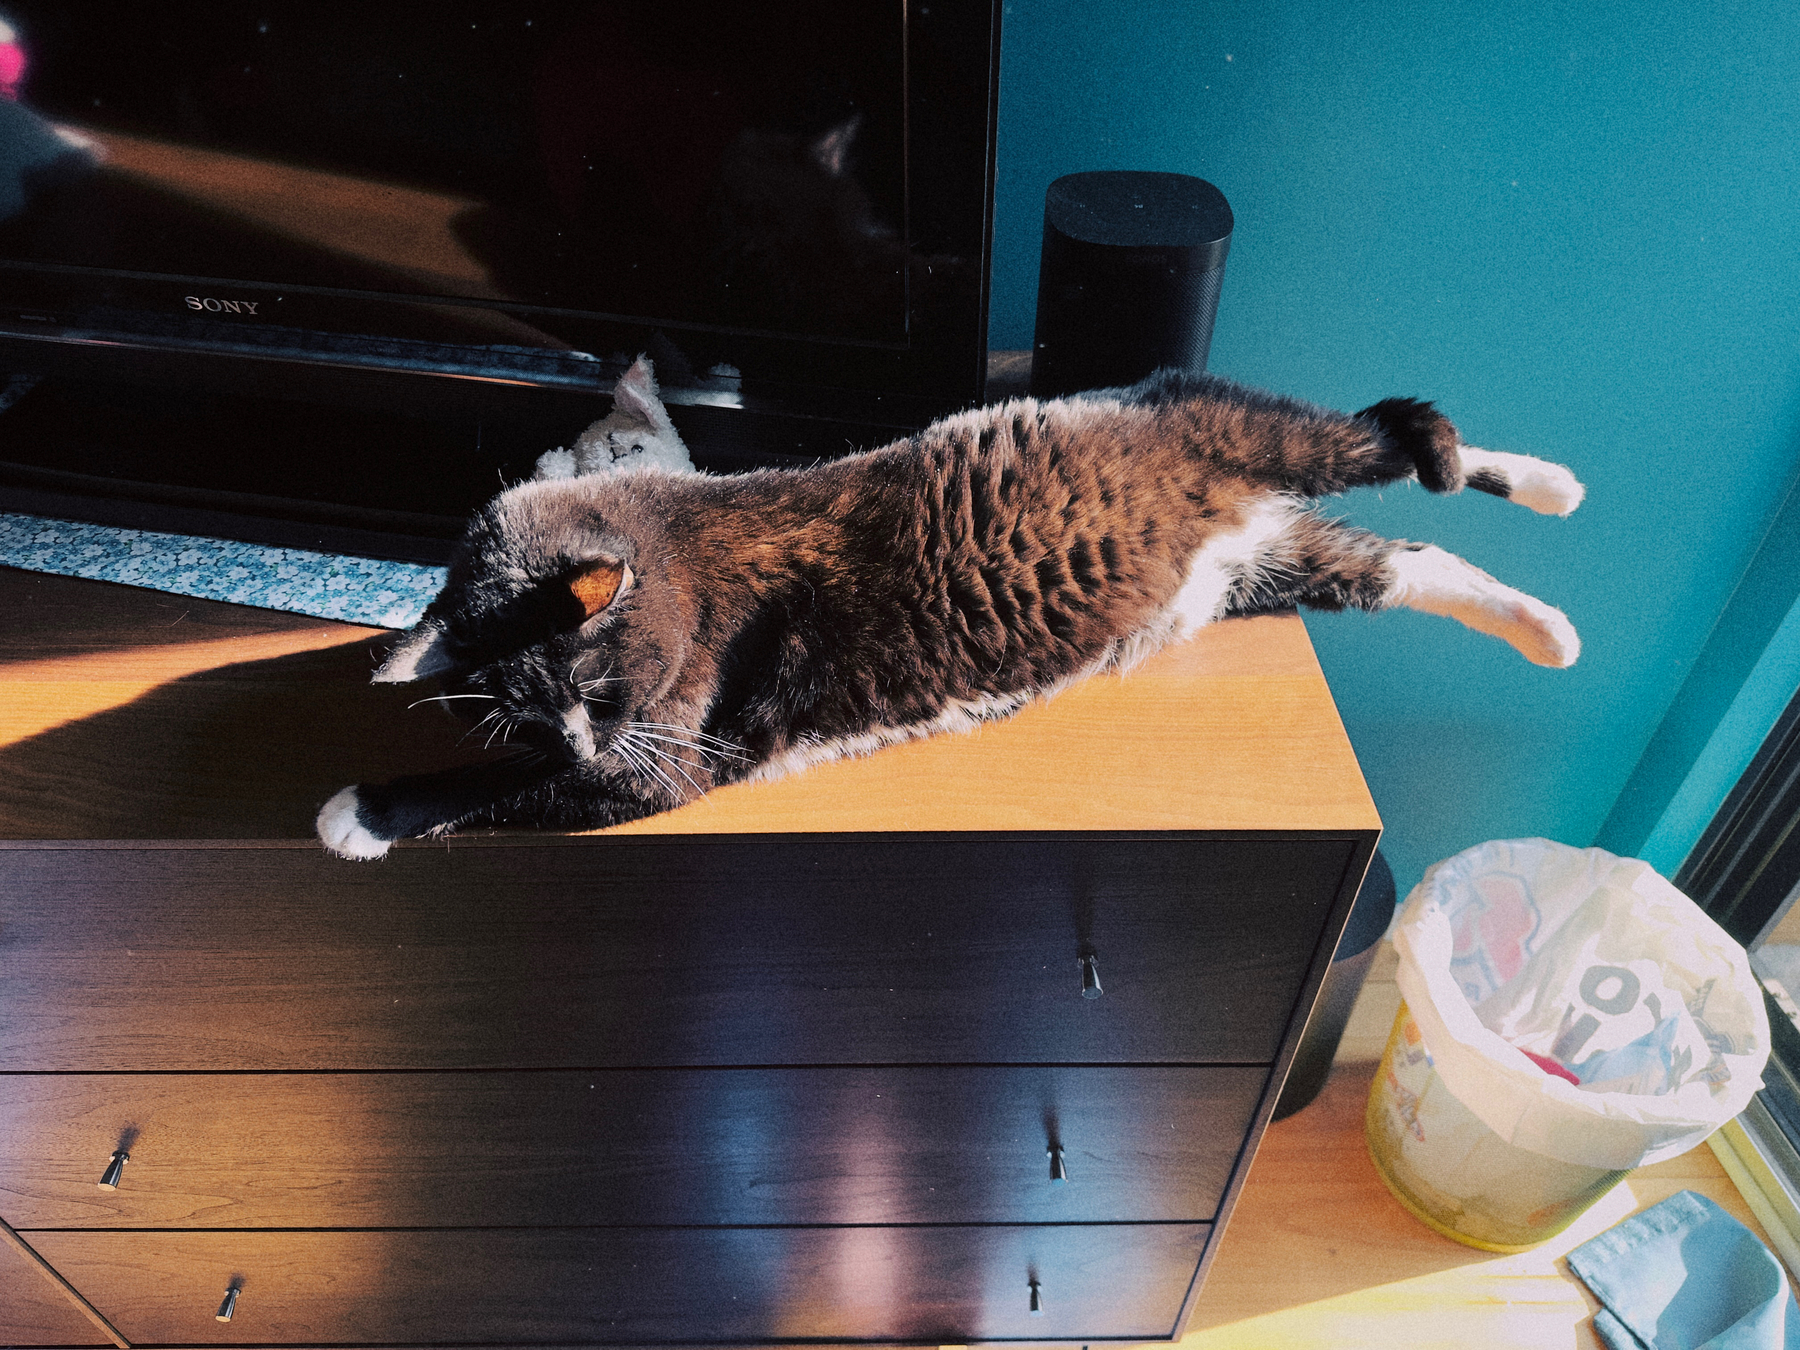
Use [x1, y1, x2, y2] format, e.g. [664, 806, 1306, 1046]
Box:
[0, 566, 1380, 842]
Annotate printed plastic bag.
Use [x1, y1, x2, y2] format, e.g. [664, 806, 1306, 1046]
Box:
[1392, 838, 1770, 1170]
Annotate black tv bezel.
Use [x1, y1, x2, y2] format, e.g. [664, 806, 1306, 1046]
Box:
[0, 0, 1001, 486]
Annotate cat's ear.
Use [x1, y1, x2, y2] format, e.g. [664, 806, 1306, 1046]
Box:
[611, 356, 662, 425]
[372, 620, 457, 684]
[810, 116, 860, 177]
[569, 557, 633, 620]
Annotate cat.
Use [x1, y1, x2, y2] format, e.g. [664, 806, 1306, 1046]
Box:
[317, 368, 1583, 860]
[532, 355, 696, 480]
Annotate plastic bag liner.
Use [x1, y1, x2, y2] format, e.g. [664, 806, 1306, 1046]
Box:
[1392, 839, 1770, 1171]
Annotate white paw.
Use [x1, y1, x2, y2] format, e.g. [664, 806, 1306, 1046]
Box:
[1388, 546, 1580, 668]
[316, 787, 391, 860]
[532, 447, 577, 480]
[1508, 461, 1586, 517]
[1507, 597, 1582, 668]
[1460, 447, 1586, 516]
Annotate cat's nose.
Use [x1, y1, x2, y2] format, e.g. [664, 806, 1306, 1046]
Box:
[561, 705, 596, 760]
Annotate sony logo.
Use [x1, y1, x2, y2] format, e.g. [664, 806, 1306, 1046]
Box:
[185, 296, 261, 315]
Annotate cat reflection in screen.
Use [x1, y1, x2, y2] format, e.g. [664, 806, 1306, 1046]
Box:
[318, 360, 1583, 859]
[703, 116, 960, 338]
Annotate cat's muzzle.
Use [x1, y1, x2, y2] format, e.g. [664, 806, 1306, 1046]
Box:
[560, 705, 598, 761]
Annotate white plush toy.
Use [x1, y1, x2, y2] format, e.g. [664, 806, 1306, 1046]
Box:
[533, 354, 695, 480]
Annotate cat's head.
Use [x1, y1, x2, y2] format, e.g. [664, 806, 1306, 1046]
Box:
[370, 479, 691, 768]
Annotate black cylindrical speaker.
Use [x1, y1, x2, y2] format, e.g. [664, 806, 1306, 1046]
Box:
[1029, 171, 1233, 399]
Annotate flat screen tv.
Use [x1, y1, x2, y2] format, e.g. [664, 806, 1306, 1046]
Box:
[0, 1, 1001, 561]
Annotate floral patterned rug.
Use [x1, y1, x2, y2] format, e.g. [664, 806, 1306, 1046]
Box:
[0, 512, 443, 629]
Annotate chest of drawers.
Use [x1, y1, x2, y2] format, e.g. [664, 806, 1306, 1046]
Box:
[0, 568, 1379, 1347]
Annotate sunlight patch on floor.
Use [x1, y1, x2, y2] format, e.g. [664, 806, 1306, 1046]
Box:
[1136, 1174, 1652, 1350]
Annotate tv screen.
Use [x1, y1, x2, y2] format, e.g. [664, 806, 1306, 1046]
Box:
[0, 2, 999, 559]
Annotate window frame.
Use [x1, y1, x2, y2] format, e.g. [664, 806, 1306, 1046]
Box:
[1679, 684, 1800, 1267]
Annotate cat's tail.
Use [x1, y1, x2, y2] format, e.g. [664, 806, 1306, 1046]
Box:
[1356, 397, 1585, 517]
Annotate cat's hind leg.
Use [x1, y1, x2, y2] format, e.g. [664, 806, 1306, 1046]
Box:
[1455, 446, 1585, 517]
[1224, 513, 1580, 668]
[1134, 373, 1586, 514]
[1353, 398, 1584, 516]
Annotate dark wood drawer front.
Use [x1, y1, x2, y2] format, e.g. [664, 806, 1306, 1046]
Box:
[32, 1225, 1210, 1345]
[0, 836, 1354, 1070]
[0, 1065, 1265, 1228]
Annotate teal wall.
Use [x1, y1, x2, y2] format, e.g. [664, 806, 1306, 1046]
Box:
[989, 0, 1800, 893]
[1597, 477, 1800, 877]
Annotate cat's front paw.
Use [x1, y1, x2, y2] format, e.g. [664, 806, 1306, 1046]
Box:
[1506, 596, 1582, 668]
[316, 786, 392, 860]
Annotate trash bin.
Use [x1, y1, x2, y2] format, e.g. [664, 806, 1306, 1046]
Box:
[1365, 838, 1770, 1251]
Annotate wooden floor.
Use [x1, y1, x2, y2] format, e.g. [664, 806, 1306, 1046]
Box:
[1159, 962, 1779, 1350]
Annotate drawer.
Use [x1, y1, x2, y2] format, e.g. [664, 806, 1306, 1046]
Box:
[0, 1066, 1266, 1227]
[30, 1224, 1212, 1345]
[0, 1232, 110, 1346]
[0, 834, 1357, 1069]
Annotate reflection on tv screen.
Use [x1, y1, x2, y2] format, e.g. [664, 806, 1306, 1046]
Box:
[0, 2, 942, 344]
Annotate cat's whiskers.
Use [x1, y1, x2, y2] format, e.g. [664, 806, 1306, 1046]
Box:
[608, 742, 645, 788]
[608, 733, 678, 799]
[624, 732, 691, 800]
[627, 730, 750, 767]
[605, 730, 651, 781]
[576, 666, 619, 693]
[629, 734, 708, 797]
[627, 727, 725, 755]
[571, 654, 616, 683]
[624, 721, 752, 763]
[631, 721, 745, 751]
[457, 708, 508, 748]
[612, 726, 704, 799]
[408, 693, 497, 709]
[484, 711, 524, 751]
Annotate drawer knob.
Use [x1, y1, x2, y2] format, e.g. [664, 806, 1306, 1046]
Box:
[1029, 1278, 1044, 1316]
[98, 1151, 128, 1190]
[215, 1286, 240, 1323]
[1048, 1145, 1068, 1183]
[1079, 953, 1103, 999]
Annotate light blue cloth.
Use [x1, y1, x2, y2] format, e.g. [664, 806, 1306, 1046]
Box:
[0, 512, 444, 628]
[1568, 1190, 1800, 1350]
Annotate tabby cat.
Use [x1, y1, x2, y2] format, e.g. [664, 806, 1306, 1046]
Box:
[317, 368, 1582, 859]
